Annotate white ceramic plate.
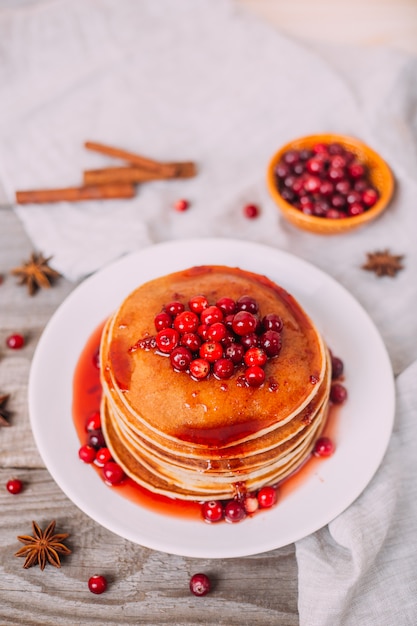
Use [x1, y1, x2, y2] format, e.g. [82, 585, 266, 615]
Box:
[29, 239, 395, 558]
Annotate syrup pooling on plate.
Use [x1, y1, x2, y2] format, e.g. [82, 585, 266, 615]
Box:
[73, 266, 347, 523]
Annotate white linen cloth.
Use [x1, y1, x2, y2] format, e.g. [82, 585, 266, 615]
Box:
[0, 1, 416, 624]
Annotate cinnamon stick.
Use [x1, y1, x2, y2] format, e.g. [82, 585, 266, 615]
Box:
[83, 162, 197, 187]
[15, 183, 136, 204]
[84, 140, 179, 177]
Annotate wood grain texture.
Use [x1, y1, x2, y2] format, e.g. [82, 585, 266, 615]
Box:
[0, 208, 299, 625]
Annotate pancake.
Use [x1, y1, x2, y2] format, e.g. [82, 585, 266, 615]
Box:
[100, 265, 331, 500]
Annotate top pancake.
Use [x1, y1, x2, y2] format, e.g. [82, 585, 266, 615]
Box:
[103, 265, 326, 448]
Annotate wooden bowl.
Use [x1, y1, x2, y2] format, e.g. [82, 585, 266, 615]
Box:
[266, 134, 394, 234]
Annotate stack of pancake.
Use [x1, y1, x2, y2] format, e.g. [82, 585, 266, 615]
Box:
[100, 265, 331, 501]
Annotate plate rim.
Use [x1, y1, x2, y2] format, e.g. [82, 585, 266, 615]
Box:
[28, 238, 396, 558]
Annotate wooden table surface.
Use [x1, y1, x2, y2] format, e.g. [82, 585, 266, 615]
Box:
[0, 2, 415, 625]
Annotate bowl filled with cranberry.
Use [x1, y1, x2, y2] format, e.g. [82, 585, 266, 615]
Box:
[267, 134, 394, 234]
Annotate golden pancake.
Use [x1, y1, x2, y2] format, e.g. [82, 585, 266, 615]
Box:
[100, 265, 331, 500]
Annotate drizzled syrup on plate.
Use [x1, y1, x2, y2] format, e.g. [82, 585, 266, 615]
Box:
[72, 323, 339, 522]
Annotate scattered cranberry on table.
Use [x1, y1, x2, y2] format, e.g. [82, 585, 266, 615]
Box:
[274, 142, 379, 219]
[243, 203, 260, 219]
[6, 333, 25, 349]
[6, 478, 23, 494]
[174, 199, 190, 212]
[88, 574, 108, 594]
[189, 573, 211, 597]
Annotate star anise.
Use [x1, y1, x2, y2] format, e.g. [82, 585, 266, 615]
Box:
[11, 252, 61, 296]
[15, 520, 71, 570]
[0, 393, 11, 427]
[362, 249, 404, 277]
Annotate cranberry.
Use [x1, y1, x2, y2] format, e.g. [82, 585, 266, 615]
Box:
[293, 161, 305, 175]
[165, 301, 184, 317]
[213, 357, 234, 380]
[154, 312, 172, 331]
[283, 149, 300, 165]
[197, 324, 210, 340]
[328, 142, 344, 155]
[243, 495, 259, 514]
[6, 333, 25, 349]
[331, 194, 346, 209]
[346, 190, 362, 205]
[225, 342, 245, 364]
[306, 158, 324, 175]
[232, 311, 257, 336]
[102, 461, 125, 485]
[335, 179, 351, 195]
[243, 203, 260, 219]
[244, 347, 267, 367]
[299, 148, 313, 160]
[87, 429, 106, 450]
[331, 355, 344, 380]
[330, 383, 348, 404]
[280, 188, 296, 203]
[275, 162, 291, 178]
[244, 365, 265, 387]
[6, 478, 23, 494]
[78, 445, 97, 464]
[303, 175, 321, 194]
[261, 314, 283, 333]
[259, 330, 282, 357]
[292, 177, 305, 195]
[362, 188, 378, 206]
[330, 155, 347, 169]
[224, 500, 246, 523]
[174, 199, 189, 212]
[189, 573, 211, 597]
[283, 174, 296, 189]
[354, 179, 368, 192]
[348, 162, 365, 179]
[347, 203, 365, 216]
[180, 332, 201, 352]
[313, 200, 330, 217]
[95, 447, 112, 467]
[173, 310, 199, 333]
[236, 296, 259, 314]
[200, 306, 223, 325]
[313, 436, 335, 457]
[328, 167, 345, 183]
[155, 328, 180, 353]
[170, 346, 193, 371]
[201, 500, 223, 523]
[257, 485, 277, 508]
[188, 295, 209, 314]
[221, 330, 236, 347]
[88, 575, 108, 594]
[207, 322, 227, 342]
[216, 297, 236, 315]
[326, 209, 343, 219]
[300, 204, 314, 216]
[199, 341, 223, 363]
[319, 181, 334, 196]
[189, 358, 210, 380]
[312, 142, 328, 154]
[240, 333, 259, 350]
[85, 410, 101, 432]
